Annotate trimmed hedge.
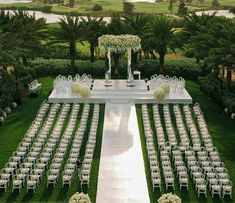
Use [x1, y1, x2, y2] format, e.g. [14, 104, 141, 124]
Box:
[28, 58, 203, 80]
[198, 73, 235, 113]
[136, 59, 203, 80]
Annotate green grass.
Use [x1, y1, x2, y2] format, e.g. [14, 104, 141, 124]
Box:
[0, 0, 234, 16]
[0, 77, 105, 203]
[0, 76, 235, 202]
[136, 80, 235, 203]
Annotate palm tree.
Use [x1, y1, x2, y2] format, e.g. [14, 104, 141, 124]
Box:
[52, 15, 84, 74]
[107, 13, 128, 76]
[123, 14, 149, 64]
[207, 19, 235, 90]
[145, 16, 176, 74]
[12, 10, 47, 65]
[81, 16, 106, 62]
[183, 12, 215, 63]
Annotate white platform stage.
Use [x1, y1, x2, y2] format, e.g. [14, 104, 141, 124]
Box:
[48, 79, 192, 104]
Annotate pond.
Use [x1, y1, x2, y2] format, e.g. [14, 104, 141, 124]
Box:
[195, 10, 235, 19]
[6, 10, 112, 23]
[0, 0, 32, 3]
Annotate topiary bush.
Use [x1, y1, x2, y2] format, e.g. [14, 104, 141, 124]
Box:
[92, 4, 103, 11]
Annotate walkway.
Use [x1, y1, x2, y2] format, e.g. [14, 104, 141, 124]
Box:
[96, 103, 150, 203]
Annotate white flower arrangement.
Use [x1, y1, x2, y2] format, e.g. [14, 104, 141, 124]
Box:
[5, 107, 11, 114]
[160, 82, 170, 95]
[69, 192, 91, 203]
[158, 193, 181, 203]
[98, 34, 141, 53]
[2, 112, 7, 118]
[12, 102, 17, 108]
[71, 82, 91, 99]
[71, 82, 82, 94]
[0, 116, 4, 122]
[80, 85, 91, 99]
[154, 87, 166, 102]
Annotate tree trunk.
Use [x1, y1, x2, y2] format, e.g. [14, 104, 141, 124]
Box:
[113, 53, 120, 76]
[90, 44, 95, 63]
[70, 42, 76, 74]
[139, 50, 142, 61]
[159, 53, 165, 74]
[22, 56, 28, 66]
[226, 68, 232, 90]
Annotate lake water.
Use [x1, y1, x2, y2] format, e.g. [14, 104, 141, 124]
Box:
[0, 0, 32, 3]
[6, 10, 112, 23]
[195, 10, 235, 19]
[4, 9, 234, 24]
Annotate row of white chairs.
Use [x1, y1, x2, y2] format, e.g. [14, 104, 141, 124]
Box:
[163, 104, 178, 147]
[11, 103, 62, 192]
[173, 104, 190, 150]
[80, 104, 100, 188]
[142, 104, 162, 191]
[0, 101, 51, 192]
[53, 74, 93, 94]
[149, 75, 185, 93]
[61, 104, 89, 187]
[46, 104, 79, 188]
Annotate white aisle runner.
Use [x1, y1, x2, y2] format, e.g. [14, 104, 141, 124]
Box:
[96, 103, 150, 203]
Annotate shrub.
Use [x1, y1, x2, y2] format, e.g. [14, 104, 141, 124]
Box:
[123, 2, 135, 15]
[41, 6, 52, 13]
[29, 59, 106, 78]
[92, 4, 103, 11]
[135, 59, 203, 80]
[29, 58, 203, 80]
[198, 73, 235, 113]
[229, 7, 235, 14]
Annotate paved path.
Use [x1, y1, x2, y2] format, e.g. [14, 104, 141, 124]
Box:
[96, 103, 150, 203]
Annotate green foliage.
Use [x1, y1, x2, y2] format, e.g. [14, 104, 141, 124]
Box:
[41, 5, 52, 13]
[212, 0, 220, 7]
[123, 2, 135, 15]
[198, 72, 235, 112]
[28, 58, 203, 80]
[0, 70, 15, 110]
[230, 7, 235, 14]
[178, 2, 188, 16]
[29, 59, 106, 77]
[135, 59, 203, 80]
[92, 4, 103, 11]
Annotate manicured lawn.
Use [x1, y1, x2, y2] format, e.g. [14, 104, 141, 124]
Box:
[0, 0, 234, 16]
[136, 80, 235, 203]
[0, 76, 235, 202]
[0, 77, 105, 203]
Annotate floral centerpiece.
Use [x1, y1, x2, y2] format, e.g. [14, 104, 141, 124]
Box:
[158, 193, 181, 203]
[153, 82, 171, 102]
[69, 192, 91, 203]
[98, 34, 141, 53]
[71, 82, 91, 99]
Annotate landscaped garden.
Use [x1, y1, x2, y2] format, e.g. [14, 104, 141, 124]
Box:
[0, 1, 235, 202]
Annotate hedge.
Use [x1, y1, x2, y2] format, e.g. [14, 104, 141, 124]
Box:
[198, 73, 235, 113]
[28, 58, 203, 80]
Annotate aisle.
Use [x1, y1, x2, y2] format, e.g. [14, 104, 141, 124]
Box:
[96, 103, 150, 203]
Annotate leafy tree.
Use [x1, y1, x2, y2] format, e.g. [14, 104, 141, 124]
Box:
[145, 16, 177, 74]
[123, 14, 149, 64]
[107, 13, 128, 76]
[81, 16, 106, 62]
[207, 19, 235, 89]
[51, 15, 84, 74]
[123, 2, 135, 15]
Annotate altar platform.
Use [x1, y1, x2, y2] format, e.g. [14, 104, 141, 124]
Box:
[48, 79, 192, 104]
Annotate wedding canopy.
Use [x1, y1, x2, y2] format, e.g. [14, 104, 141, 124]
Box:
[98, 34, 141, 81]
